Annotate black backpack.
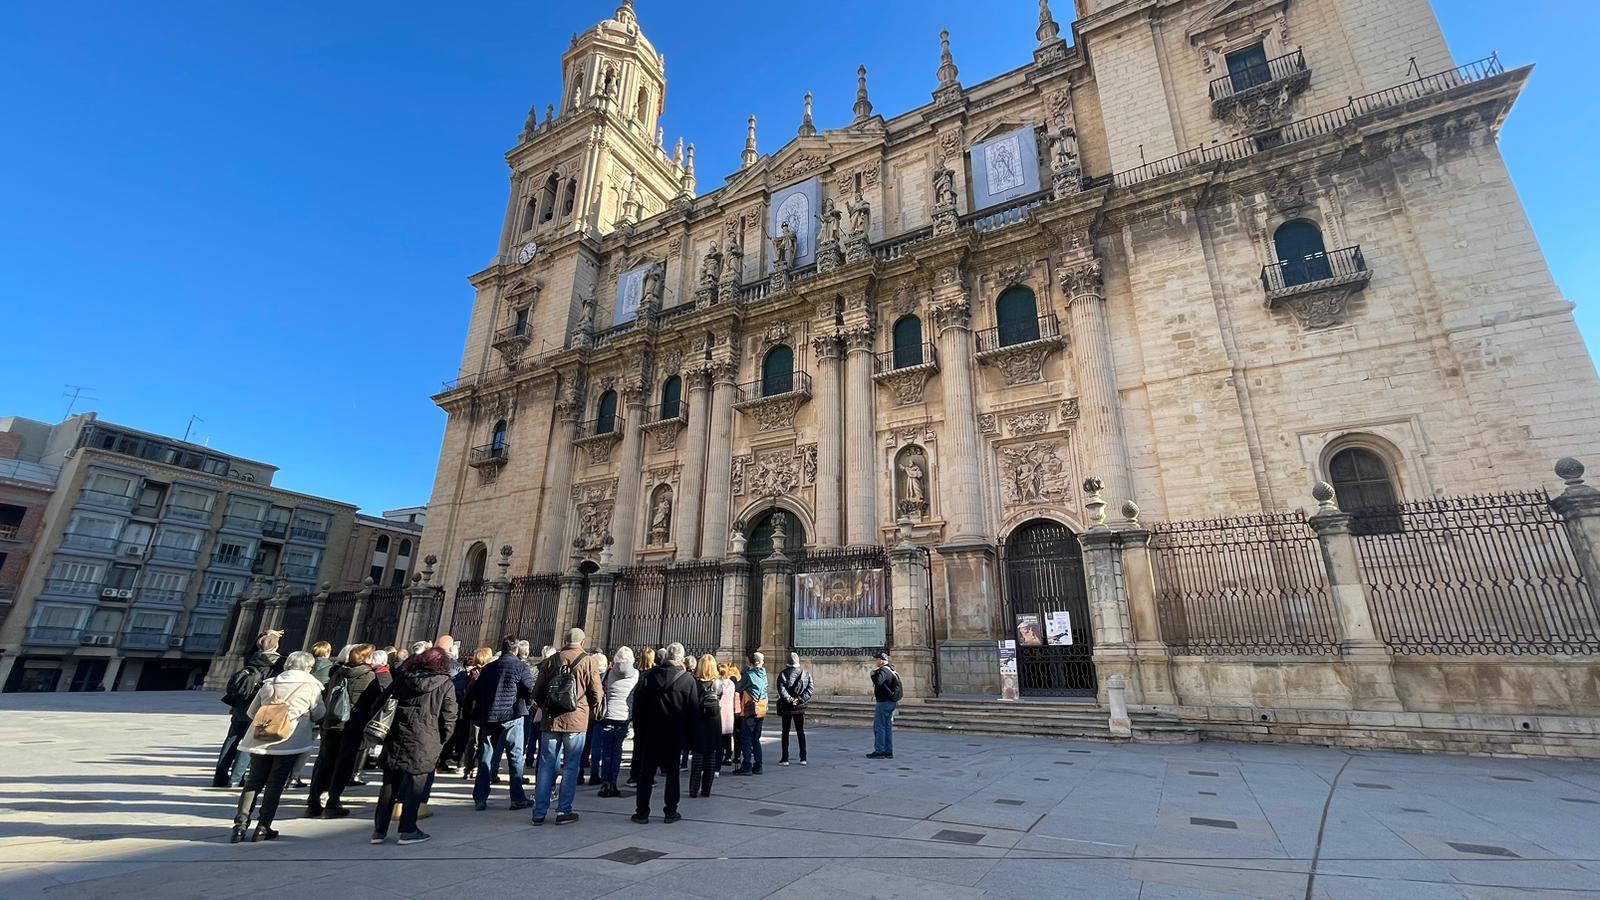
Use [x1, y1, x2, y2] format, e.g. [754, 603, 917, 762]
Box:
[699, 680, 722, 716]
[222, 665, 263, 707]
[542, 652, 589, 717]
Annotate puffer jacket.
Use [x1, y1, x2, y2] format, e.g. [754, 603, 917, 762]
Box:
[238, 669, 326, 756]
[776, 665, 813, 714]
[470, 653, 535, 727]
[381, 665, 458, 775]
[600, 661, 639, 722]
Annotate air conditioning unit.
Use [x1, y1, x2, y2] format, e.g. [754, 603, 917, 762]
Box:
[80, 634, 113, 646]
[116, 589, 135, 599]
[100, 588, 121, 598]
[124, 546, 145, 557]
[168, 636, 184, 647]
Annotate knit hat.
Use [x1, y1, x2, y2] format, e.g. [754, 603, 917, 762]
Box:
[874, 651, 890, 661]
[788, 652, 800, 666]
[566, 627, 585, 647]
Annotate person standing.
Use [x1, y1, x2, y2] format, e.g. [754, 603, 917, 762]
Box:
[867, 652, 902, 759]
[688, 654, 725, 798]
[230, 651, 325, 843]
[528, 628, 604, 825]
[469, 636, 535, 811]
[308, 642, 335, 685]
[373, 647, 458, 845]
[733, 652, 768, 775]
[593, 646, 638, 797]
[775, 652, 813, 766]
[213, 631, 283, 788]
[312, 644, 386, 818]
[450, 646, 491, 776]
[718, 663, 737, 769]
[630, 643, 697, 823]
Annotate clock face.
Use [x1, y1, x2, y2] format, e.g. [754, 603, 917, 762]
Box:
[516, 241, 539, 264]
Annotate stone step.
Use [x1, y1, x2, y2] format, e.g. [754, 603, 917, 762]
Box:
[804, 695, 1199, 744]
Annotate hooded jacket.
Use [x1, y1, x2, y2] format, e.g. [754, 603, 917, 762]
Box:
[238, 669, 326, 756]
[381, 656, 458, 775]
[600, 660, 639, 722]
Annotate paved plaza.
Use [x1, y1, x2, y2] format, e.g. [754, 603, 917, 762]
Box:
[0, 692, 1598, 898]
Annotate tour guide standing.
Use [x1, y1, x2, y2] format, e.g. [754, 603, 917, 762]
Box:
[734, 651, 769, 775]
[529, 627, 604, 825]
[631, 643, 699, 823]
[470, 635, 536, 811]
[867, 652, 902, 759]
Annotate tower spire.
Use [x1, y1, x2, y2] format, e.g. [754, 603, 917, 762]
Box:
[742, 115, 759, 169]
[853, 65, 873, 121]
[936, 29, 960, 87]
[614, 0, 636, 27]
[798, 92, 817, 137]
[1036, 0, 1061, 44]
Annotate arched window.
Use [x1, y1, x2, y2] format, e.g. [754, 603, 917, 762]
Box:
[595, 390, 618, 435]
[540, 174, 559, 223]
[762, 345, 794, 397]
[659, 374, 682, 420]
[996, 286, 1040, 347]
[1328, 445, 1401, 534]
[374, 535, 390, 554]
[397, 539, 411, 558]
[1274, 220, 1332, 286]
[635, 86, 650, 123]
[892, 315, 924, 369]
[562, 181, 577, 216]
[490, 419, 508, 451]
[520, 196, 536, 232]
[464, 542, 488, 584]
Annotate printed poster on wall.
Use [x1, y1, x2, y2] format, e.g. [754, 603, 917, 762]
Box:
[968, 127, 1042, 210]
[768, 176, 821, 268]
[998, 640, 1019, 701]
[1015, 613, 1043, 647]
[613, 264, 652, 327]
[793, 568, 887, 648]
[1046, 610, 1074, 646]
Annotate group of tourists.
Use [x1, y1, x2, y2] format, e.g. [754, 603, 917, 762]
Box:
[216, 627, 902, 845]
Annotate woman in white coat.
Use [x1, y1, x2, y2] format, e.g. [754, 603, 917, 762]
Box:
[231, 650, 326, 843]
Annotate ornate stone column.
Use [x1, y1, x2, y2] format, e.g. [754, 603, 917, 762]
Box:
[758, 520, 795, 661]
[843, 322, 879, 546]
[1309, 482, 1403, 711]
[1060, 244, 1134, 508]
[535, 384, 583, 572]
[676, 369, 712, 560]
[699, 362, 739, 560]
[931, 267, 988, 543]
[811, 333, 844, 547]
[609, 385, 649, 563]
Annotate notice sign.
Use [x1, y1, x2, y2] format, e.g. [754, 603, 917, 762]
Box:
[1046, 610, 1074, 646]
[998, 640, 1019, 701]
[1015, 613, 1043, 647]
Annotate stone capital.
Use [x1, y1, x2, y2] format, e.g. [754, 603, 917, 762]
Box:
[811, 332, 843, 364]
[1058, 251, 1104, 300]
[841, 322, 877, 354]
[1308, 507, 1354, 537]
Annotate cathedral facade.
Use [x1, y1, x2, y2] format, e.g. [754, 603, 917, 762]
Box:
[417, 0, 1600, 699]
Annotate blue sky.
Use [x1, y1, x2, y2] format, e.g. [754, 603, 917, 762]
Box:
[4, 1, 1596, 514]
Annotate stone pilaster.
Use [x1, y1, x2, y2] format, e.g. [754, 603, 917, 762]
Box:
[536, 390, 583, 572]
[260, 580, 290, 633]
[1061, 245, 1133, 509]
[889, 522, 935, 697]
[1309, 482, 1403, 711]
[347, 577, 374, 647]
[1080, 521, 1137, 705]
[676, 369, 712, 560]
[758, 523, 795, 661]
[585, 571, 616, 651]
[718, 536, 751, 656]
[610, 389, 649, 562]
[811, 333, 845, 547]
[302, 582, 330, 651]
[553, 572, 587, 650]
[699, 363, 739, 560]
[1114, 505, 1177, 705]
[930, 265, 987, 542]
[1551, 458, 1600, 605]
[843, 322, 879, 546]
[478, 546, 513, 650]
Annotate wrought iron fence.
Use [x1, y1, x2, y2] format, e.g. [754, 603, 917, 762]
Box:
[278, 594, 314, 652]
[1151, 511, 1341, 655]
[320, 591, 358, 650]
[504, 574, 560, 649]
[609, 562, 723, 659]
[791, 547, 890, 656]
[450, 581, 486, 649]
[1353, 490, 1600, 655]
[364, 587, 406, 646]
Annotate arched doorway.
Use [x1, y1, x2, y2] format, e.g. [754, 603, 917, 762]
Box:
[744, 509, 807, 653]
[1001, 519, 1095, 697]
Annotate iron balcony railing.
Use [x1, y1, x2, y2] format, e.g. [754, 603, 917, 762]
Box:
[975, 314, 1062, 353]
[1262, 246, 1367, 293]
[651, 398, 689, 423]
[210, 552, 254, 572]
[164, 503, 213, 524]
[184, 633, 223, 653]
[493, 321, 532, 344]
[578, 415, 627, 438]
[221, 514, 264, 533]
[281, 562, 318, 579]
[43, 578, 99, 598]
[874, 343, 937, 373]
[291, 524, 328, 543]
[262, 520, 289, 538]
[137, 587, 186, 605]
[61, 532, 117, 553]
[1210, 48, 1307, 101]
[150, 544, 200, 564]
[468, 442, 509, 466]
[0, 584, 15, 604]
[1115, 55, 1505, 189]
[735, 371, 812, 403]
[0, 522, 18, 540]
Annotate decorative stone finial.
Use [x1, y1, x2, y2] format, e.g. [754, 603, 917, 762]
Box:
[361, 576, 375, 588]
[422, 554, 437, 584]
[937, 29, 960, 87]
[742, 115, 758, 169]
[499, 544, 513, 559]
[798, 92, 816, 137]
[1120, 499, 1141, 525]
[1036, 0, 1061, 45]
[1312, 480, 1338, 510]
[656, 125, 664, 148]
[319, 582, 331, 592]
[896, 515, 915, 549]
[614, 0, 636, 27]
[684, 143, 695, 176]
[1556, 457, 1586, 486]
[1083, 476, 1107, 528]
[672, 137, 684, 166]
[853, 65, 873, 121]
[545, 103, 554, 126]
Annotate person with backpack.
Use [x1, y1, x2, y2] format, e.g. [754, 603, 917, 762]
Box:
[688, 653, 726, 798]
[372, 647, 457, 846]
[304, 644, 358, 816]
[469, 635, 536, 811]
[448, 646, 492, 776]
[528, 627, 604, 825]
[230, 650, 325, 843]
[867, 651, 903, 759]
[732, 651, 768, 775]
[213, 630, 284, 788]
[630, 643, 699, 823]
[310, 643, 388, 818]
[776, 652, 813, 766]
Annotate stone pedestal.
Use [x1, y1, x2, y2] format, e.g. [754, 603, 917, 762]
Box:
[934, 540, 1000, 695]
[479, 578, 510, 652]
[585, 572, 616, 651]
[890, 538, 935, 696]
[759, 549, 794, 664]
[1117, 526, 1177, 705]
[844, 232, 868, 264]
[718, 555, 751, 657]
[1551, 458, 1600, 605]
[1309, 486, 1403, 711]
[1081, 526, 1138, 705]
[553, 573, 587, 649]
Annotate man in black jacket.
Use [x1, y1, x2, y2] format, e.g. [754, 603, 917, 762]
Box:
[212, 631, 283, 787]
[469, 635, 536, 811]
[867, 652, 902, 759]
[630, 643, 698, 824]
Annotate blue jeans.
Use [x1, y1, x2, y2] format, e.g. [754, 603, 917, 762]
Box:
[533, 731, 586, 819]
[874, 701, 897, 755]
[738, 716, 764, 772]
[473, 718, 528, 806]
[593, 720, 627, 785]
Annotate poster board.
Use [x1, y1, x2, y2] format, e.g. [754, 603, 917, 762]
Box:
[613, 263, 652, 327]
[794, 569, 887, 648]
[998, 639, 1019, 701]
[1046, 610, 1074, 646]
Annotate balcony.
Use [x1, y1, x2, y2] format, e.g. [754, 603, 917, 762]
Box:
[121, 629, 173, 651]
[79, 489, 135, 512]
[1261, 246, 1372, 329]
[0, 522, 20, 540]
[491, 321, 533, 358]
[640, 401, 689, 451]
[280, 562, 318, 580]
[974, 315, 1065, 387]
[209, 552, 255, 573]
[149, 544, 200, 565]
[42, 578, 101, 599]
[261, 519, 289, 539]
[184, 633, 223, 653]
[872, 344, 940, 406]
[468, 442, 510, 469]
[733, 372, 813, 433]
[874, 343, 938, 374]
[220, 514, 265, 534]
[26, 626, 83, 646]
[959, 190, 1049, 234]
[137, 587, 186, 606]
[61, 532, 117, 554]
[574, 418, 626, 465]
[290, 524, 328, 544]
[1210, 47, 1310, 102]
[164, 503, 213, 525]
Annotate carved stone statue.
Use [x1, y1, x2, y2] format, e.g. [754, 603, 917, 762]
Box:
[772, 221, 798, 270]
[722, 238, 743, 279]
[932, 157, 958, 210]
[900, 458, 926, 504]
[648, 491, 672, 545]
[848, 192, 871, 236]
[1049, 127, 1083, 197]
[575, 296, 596, 334]
[642, 263, 664, 304]
[817, 197, 843, 253]
[699, 241, 722, 287]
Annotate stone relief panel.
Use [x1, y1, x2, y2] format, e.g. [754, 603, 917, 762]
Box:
[571, 478, 618, 550]
[1005, 409, 1051, 437]
[997, 440, 1071, 506]
[747, 446, 801, 497]
[745, 395, 805, 432]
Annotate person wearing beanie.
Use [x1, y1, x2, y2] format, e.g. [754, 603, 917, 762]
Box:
[867, 652, 903, 759]
[528, 627, 604, 825]
[733, 651, 769, 775]
[776, 652, 813, 766]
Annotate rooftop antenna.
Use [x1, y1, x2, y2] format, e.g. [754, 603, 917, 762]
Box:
[182, 414, 204, 444]
[61, 384, 96, 419]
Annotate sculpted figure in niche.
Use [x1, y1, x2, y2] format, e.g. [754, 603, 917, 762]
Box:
[642, 263, 664, 304]
[1050, 128, 1079, 174]
[896, 446, 929, 517]
[932, 157, 957, 209]
[848, 192, 871, 235]
[648, 488, 673, 545]
[817, 197, 843, 253]
[699, 241, 721, 287]
[772, 221, 799, 270]
[723, 238, 743, 279]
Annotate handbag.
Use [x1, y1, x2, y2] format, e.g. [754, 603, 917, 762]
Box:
[742, 691, 768, 719]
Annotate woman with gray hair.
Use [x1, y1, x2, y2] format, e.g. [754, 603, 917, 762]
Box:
[231, 650, 326, 843]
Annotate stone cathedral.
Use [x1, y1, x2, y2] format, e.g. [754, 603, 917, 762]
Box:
[418, 0, 1600, 698]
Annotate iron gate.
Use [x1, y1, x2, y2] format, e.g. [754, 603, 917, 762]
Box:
[1000, 520, 1096, 697]
[278, 594, 315, 653]
[505, 574, 560, 649]
[450, 581, 486, 648]
[610, 562, 723, 658]
[319, 591, 357, 651]
[365, 587, 406, 646]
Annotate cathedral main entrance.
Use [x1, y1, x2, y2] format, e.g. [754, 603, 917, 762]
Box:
[1001, 519, 1096, 697]
[744, 509, 807, 654]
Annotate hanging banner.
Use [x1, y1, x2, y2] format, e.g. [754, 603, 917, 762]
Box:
[998, 639, 1019, 701]
[968, 127, 1041, 210]
[794, 568, 886, 648]
[769, 176, 821, 268]
[613, 264, 652, 326]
